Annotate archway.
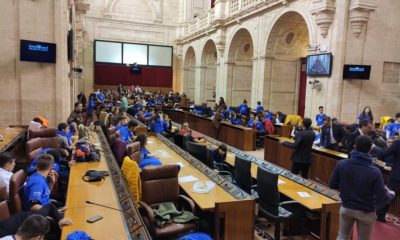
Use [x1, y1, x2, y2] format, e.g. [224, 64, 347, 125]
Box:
[226, 29, 254, 107]
[183, 47, 196, 100]
[200, 40, 218, 104]
[264, 12, 309, 116]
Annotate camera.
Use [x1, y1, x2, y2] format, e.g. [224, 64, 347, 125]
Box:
[309, 79, 322, 91]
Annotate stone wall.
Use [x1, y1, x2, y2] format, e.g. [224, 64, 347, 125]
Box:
[0, 0, 72, 127]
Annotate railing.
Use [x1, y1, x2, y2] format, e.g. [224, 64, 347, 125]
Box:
[181, 0, 280, 38]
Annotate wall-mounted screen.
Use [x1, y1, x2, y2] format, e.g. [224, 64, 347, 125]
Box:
[148, 45, 173, 67]
[95, 41, 122, 63]
[306, 53, 333, 76]
[20, 40, 56, 63]
[123, 43, 147, 65]
[343, 65, 371, 80]
[131, 67, 141, 73]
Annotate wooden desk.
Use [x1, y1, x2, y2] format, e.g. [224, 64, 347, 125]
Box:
[61, 131, 150, 240]
[273, 124, 292, 138]
[0, 127, 26, 153]
[146, 134, 255, 240]
[163, 110, 256, 151]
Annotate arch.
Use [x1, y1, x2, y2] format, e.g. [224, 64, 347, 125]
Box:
[183, 46, 196, 100]
[199, 40, 218, 103]
[104, 0, 160, 22]
[226, 28, 254, 107]
[262, 11, 310, 117]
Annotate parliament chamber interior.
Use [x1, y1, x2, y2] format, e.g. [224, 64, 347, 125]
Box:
[1, 0, 400, 240]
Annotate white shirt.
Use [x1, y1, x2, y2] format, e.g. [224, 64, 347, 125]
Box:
[0, 168, 12, 196]
[0, 235, 14, 240]
[330, 126, 337, 144]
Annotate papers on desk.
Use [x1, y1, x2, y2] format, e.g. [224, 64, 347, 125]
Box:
[192, 181, 215, 194]
[152, 150, 170, 158]
[297, 192, 311, 198]
[179, 175, 198, 183]
[169, 162, 185, 168]
[278, 179, 285, 184]
[147, 140, 154, 144]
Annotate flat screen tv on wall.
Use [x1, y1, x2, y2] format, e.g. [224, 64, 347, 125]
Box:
[20, 40, 56, 64]
[306, 53, 333, 76]
[343, 64, 371, 80]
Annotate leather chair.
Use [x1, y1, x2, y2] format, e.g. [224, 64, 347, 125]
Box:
[234, 155, 254, 194]
[139, 165, 197, 239]
[186, 141, 206, 162]
[9, 170, 26, 214]
[182, 134, 192, 151]
[0, 185, 10, 221]
[112, 139, 127, 167]
[28, 128, 57, 140]
[257, 167, 304, 240]
[173, 134, 184, 149]
[25, 137, 69, 162]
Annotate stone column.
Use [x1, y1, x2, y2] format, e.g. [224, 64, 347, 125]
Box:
[195, 65, 207, 103]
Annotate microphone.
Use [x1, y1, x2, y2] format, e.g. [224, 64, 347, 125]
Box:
[85, 200, 124, 212]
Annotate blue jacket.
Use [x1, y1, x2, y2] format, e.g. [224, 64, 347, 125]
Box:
[254, 121, 265, 134]
[329, 150, 393, 212]
[315, 113, 326, 126]
[230, 118, 242, 125]
[256, 105, 264, 113]
[237, 104, 249, 115]
[154, 118, 168, 133]
[247, 118, 254, 128]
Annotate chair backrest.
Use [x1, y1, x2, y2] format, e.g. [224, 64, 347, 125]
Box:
[108, 126, 117, 135]
[234, 156, 252, 194]
[25, 137, 67, 161]
[9, 170, 26, 214]
[112, 139, 127, 167]
[284, 115, 303, 126]
[121, 156, 141, 205]
[186, 141, 207, 163]
[173, 134, 184, 149]
[0, 200, 10, 222]
[205, 147, 216, 169]
[182, 134, 192, 151]
[140, 165, 180, 206]
[99, 111, 108, 123]
[257, 167, 280, 215]
[28, 128, 57, 140]
[379, 116, 391, 129]
[0, 185, 7, 201]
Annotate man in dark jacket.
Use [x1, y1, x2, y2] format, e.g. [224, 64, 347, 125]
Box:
[281, 118, 315, 178]
[320, 116, 346, 151]
[375, 137, 400, 222]
[344, 120, 373, 153]
[329, 136, 394, 240]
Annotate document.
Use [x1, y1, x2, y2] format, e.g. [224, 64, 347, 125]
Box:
[278, 179, 285, 184]
[297, 192, 311, 198]
[169, 162, 185, 168]
[179, 175, 198, 183]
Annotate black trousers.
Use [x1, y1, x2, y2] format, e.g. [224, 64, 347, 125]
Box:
[291, 162, 310, 179]
[376, 179, 400, 220]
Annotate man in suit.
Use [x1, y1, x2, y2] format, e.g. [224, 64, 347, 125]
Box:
[374, 136, 400, 222]
[344, 120, 373, 153]
[281, 118, 316, 178]
[320, 116, 346, 151]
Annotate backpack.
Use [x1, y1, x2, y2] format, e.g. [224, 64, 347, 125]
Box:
[73, 141, 101, 162]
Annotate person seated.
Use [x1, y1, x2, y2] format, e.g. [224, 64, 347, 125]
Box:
[28, 118, 43, 132]
[23, 155, 56, 211]
[247, 113, 255, 128]
[255, 101, 264, 113]
[384, 119, 395, 132]
[386, 113, 400, 139]
[262, 117, 275, 135]
[146, 97, 156, 108]
[273, 111, 285, 124]
[253, 116, 266, 149]
[135, 134, 162, 169]
[56, 123, 73, 148]
[237, 99, 249, 116]
[263, 110, 273, 120]
[178, 121, 205, 143]
[153, 111, 168, 134]
[116, 120, 138, 144]
[114, 116, 126, 131]
[0, 214, 50, 240]
[213, 144, 227, 165]
[229, 112, 242, 126]
[357, 106, 373, 124]
[67, 102, 83, 126]
[315, 106, 326, 127]
[0, 153, 16, 196]
[155, 94, 164, 105]
[174, 92, 181, 103]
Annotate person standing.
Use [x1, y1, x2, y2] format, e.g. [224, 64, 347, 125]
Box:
[329, 136, 394, 240]
[281, 118, 316, 178]
[315, 106, 326, 127]
[357, 106, 374, 124]
[320, 116, 346, 151]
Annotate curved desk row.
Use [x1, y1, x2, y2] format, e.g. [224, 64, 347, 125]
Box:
[61, 131, 151, 239]
[162, 109, 256, 151]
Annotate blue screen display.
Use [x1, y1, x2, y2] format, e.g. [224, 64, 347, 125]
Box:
[306, 53, 332, 76]
[20, 40, 56, 63]
[343, 65, 371, 80]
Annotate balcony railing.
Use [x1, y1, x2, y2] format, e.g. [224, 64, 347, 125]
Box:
[182, 0, 279, 38]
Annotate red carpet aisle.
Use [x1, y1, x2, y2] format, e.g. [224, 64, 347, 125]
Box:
[352, 214, 400, 240]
